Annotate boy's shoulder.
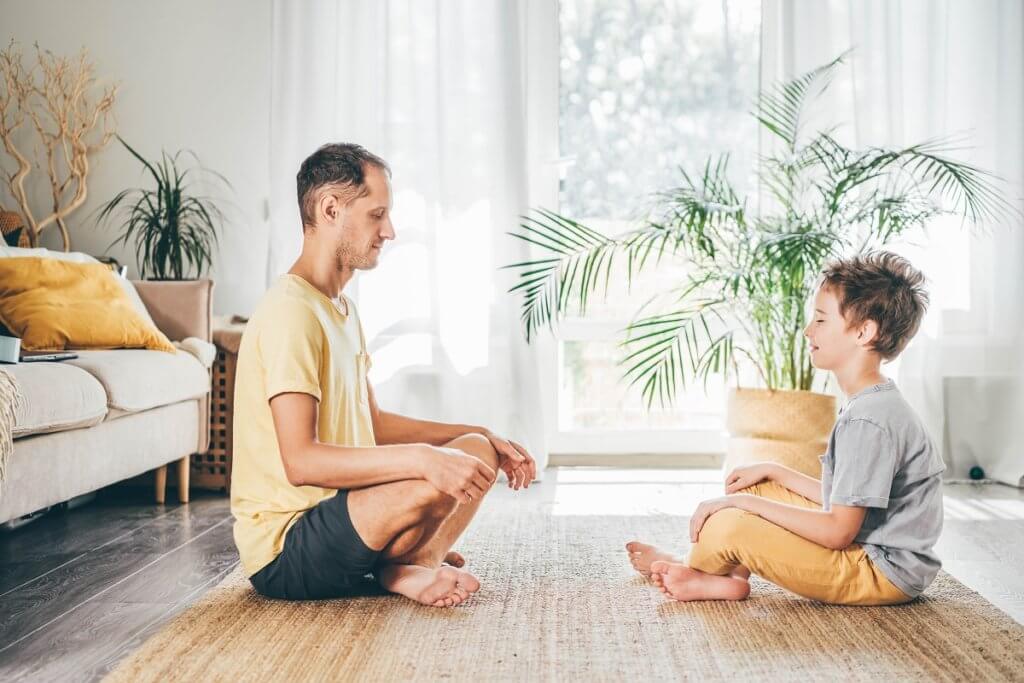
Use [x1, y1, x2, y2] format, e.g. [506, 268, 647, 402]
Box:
[840, 379, 912, 426]
[839, 380, 945, 478]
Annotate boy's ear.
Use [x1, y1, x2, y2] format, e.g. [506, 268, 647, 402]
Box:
[856, 319, 879, 348]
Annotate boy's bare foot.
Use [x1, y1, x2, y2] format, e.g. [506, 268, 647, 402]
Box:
[443, 551, 465, 568]
[625, 541, 683, 576]
[377, 564, 481, 607]
[649, 561, 750, 602]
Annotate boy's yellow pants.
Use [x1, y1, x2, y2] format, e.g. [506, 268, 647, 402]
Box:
[687, 480, 911, 605]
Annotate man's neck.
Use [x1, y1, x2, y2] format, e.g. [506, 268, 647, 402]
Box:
[288, 254, 353, 302]
[833, 356, 887, 398]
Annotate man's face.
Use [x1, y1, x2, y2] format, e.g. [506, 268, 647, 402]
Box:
[326, 165, 395, 271]
[803, 285, 874, 370]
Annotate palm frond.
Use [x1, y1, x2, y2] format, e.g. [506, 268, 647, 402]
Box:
[755, 50, 849, 150]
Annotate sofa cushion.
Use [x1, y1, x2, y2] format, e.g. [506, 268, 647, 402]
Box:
[0, 246, 158, 330]
[67, 349, 210, 414]
[0, 258, 175, 352]
[7, 362, 108, 438]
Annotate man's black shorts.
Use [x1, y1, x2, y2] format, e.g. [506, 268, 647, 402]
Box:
[249, 490, 386, 600]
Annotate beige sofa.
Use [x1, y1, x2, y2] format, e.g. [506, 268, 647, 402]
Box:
[0, 279, 213, 525]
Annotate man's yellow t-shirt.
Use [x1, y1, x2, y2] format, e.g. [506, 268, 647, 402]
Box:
[231, 274, 376, 577]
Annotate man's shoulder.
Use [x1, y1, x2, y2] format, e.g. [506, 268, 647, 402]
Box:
[251, 278, 323, 325]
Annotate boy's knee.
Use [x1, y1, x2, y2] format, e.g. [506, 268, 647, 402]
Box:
[687, 508, 754, 573]
[698, 508, 753, 548]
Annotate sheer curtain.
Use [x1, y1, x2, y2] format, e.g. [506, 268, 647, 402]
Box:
[762, 0, 1024, 485]
[268, 1, 549, 471]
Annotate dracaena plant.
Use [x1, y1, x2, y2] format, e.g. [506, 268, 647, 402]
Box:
[97, 136, 229, 280]
[505, 53, 1013, 407]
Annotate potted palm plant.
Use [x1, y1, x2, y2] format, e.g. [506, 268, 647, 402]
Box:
[505, 54, 1012, 476]
[97, 136, 229, 280]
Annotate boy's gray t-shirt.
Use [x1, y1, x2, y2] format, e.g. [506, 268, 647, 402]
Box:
[819, 379, 945, 598]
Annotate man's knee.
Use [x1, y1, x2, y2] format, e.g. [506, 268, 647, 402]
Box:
[408, 480, 458, 518]
[447, 433, 500, 477]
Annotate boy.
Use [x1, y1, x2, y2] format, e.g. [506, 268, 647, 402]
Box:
[627, 251, 945, 605]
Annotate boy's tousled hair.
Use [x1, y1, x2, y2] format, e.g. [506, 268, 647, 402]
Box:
[820, 251, 930, 360]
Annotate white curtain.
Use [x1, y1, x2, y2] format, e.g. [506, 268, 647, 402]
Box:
[763, 0, 1024, 485]
[268, 1, 549, 471]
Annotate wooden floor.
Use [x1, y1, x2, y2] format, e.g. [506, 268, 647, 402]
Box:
[1, 470, 1022, 681]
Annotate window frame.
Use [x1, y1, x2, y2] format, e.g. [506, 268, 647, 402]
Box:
[523, 0, 735, 459]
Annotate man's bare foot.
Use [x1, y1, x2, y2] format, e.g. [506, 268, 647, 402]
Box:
[443, 551, 465, 568]
[649, 561, 750, 602]
[626, 541, 683, 577]
[377, 564, 481, 607]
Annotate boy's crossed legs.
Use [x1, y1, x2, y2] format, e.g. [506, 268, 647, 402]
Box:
[627, 481, 908, 606]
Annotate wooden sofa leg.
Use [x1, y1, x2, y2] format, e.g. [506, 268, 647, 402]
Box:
[178, 455, 190, 504]
[155, 465, 167, 504]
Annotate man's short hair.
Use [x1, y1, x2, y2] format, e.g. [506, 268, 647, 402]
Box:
[820, 251, 930, 360]
[296, 143, 391, 228]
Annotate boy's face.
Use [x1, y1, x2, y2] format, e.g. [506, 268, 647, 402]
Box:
[803, 285, 878, 370]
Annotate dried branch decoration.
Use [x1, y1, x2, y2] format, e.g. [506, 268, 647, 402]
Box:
[0, 41, 117, 250]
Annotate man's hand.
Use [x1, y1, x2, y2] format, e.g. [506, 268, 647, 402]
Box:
[690, 495, 750, 542]
[724, 463, 776, 494]
[482, 430, 537, 490]
[422, 446, 497, 504]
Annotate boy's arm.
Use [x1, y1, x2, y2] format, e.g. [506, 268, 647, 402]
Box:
[691, 494, 867, 550]
[767, 463, 824, 504]
[725, 462, 823, 504]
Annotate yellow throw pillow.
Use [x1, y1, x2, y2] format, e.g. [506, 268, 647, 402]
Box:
[0, 257, 175, 353]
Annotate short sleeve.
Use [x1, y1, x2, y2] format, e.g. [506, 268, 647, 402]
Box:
[829, 418, 896, 509]
[258, 305, 324, 402]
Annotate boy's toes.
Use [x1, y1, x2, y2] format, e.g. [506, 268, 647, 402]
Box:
[650, 560, 670, 574]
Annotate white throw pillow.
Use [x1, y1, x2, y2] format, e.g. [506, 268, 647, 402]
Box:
[0, 246, 158, 329]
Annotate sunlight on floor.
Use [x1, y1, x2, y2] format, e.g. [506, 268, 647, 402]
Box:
[551, 468, 723, 516]
[943, 494, 1024, 521]
[547, 469, 1024, 521]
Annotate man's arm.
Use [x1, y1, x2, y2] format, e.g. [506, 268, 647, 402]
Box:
[368, 382, 485, 447]
[691, 494, 867, 550]
[366, 381, 537, 488]
[270, 392, 495, 502]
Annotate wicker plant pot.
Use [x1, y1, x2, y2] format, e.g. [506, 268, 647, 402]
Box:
[724, 388, 837, 478]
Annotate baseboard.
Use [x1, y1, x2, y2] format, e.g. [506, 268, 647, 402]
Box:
[549, 452, 722, 468]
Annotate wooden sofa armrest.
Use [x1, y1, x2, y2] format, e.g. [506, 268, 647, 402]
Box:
[131, 279, 214, 343]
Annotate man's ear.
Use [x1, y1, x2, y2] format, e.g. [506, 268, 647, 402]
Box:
[318, 191, 346, 226]
[857, 319, 879, 348]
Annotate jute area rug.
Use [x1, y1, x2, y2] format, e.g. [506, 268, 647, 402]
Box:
[106, 508, 1024, 682]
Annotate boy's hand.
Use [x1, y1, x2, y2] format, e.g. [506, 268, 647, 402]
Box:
[724, 463, 774, 494]
[690, 495, 744, 542]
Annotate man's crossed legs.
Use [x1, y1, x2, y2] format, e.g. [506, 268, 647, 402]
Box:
[250, 433, 499, 607]
[347, 433, 499, 607]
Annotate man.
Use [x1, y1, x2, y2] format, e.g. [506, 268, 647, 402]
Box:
[231, 143, 537, 607]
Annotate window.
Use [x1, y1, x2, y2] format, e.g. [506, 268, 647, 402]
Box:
[531, 0, 761, 455]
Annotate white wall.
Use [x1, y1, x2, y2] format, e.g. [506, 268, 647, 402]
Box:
[0, 0, 273, 315]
